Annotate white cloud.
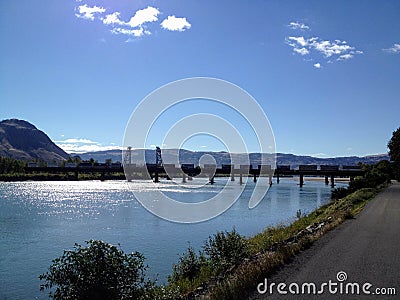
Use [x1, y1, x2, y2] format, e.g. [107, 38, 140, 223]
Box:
[111, 27, 145, 37]
[161, 15, 191, 31]
[288, 21, 309, 30]
[293, 47, 309, 55]
[127, 6, 160, 28]
[103, 12, 125, 26]
[75, 4, 105, 21]
[56, 138, 122, 154]
[338, 53, 353, 61]
[314, 63, 321, 68]
[310, 39, 354, 58]
[57, 138, 98, 144]
[59, 144, 123, 154]
[286, 34, 362, 66]
[311, 153, 327, 157]
[75, 5, 190, 40]
[287, 36, 308, 47]
[383, 43, 400, 54]
[102, 8, 158, 37]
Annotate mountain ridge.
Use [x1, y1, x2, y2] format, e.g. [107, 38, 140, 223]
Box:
[0, 118, 389, 166]
[0, 119, 69, 162]
[72, 149, 389, 168]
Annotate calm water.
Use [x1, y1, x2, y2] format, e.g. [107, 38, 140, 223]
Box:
[0, 178, 345, 299]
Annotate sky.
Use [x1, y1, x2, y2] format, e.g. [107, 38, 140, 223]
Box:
[1, 0, 399, 157]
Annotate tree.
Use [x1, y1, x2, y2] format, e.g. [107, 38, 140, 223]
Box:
[39, 240, 154, 300]
[89, 158, 96, 166]
[388, 127, 400, 163]
[388, 127, 400, 180]
[105, 158, 112, 166]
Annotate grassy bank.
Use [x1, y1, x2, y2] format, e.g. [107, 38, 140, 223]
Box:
[165, 161, 392, 299]
[207, 186, 384, 300]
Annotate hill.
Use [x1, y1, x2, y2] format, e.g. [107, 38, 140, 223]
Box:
[73, 149, 389, 168]
[0, 119, 69, 162]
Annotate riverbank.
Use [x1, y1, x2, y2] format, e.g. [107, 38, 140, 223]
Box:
[173, 184, 387, 299]
[0, 172, 126, 181]
[250, 182, 399, 300]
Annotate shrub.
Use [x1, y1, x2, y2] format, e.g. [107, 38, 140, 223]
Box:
[331, 187, 350, 200]
[39, 240, 154, 300]
[204, 229, 250, 275]
[170, 246, 204, 282]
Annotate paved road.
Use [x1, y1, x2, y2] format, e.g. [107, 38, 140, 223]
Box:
[251, 182, 400, 299]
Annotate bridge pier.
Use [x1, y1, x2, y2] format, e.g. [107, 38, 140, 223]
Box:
[231, 173, 235, 181]
[330, 175, 335, 188]
[239, 173, 243, 185]
[182, 173, 187, 183]
[253, 173, 257, 183]
[188, 176, 193, 181]
[299, 174, 304, 187]
[209, 176, 215, 185]
[325, 176, 329, 185]
[269, 174, 273, 186]
[350, 176, 354, 182]
[154, 171, 159, 183]
[277, 173, 280, 184]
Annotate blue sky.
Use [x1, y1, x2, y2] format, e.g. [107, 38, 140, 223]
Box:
[1, 0, 399, 157]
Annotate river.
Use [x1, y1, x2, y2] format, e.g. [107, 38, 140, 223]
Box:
[0, 178, 345, 299]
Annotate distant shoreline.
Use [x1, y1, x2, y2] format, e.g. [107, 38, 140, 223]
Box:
[0, 174, 352, 183]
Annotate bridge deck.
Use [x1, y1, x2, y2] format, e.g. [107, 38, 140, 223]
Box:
[25, 166, 364, 177]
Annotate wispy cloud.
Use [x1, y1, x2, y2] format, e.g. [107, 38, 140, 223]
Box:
[161, 16, 191, 31]
[286, 30, 362, 67]
[56, 138, 122, 154]
[287, 36, 308, 47]
[293, 47, 309, 55]
[383, 43, 400, 54]
[111, 27, 146, 37]
[288, 21, 309, 30]
[311, 153, 327, 158]
[74, 4, 190, 40]
[75, 4, 105, 21]
[102, 12, 125, 26]
[57, 138, 98, 144]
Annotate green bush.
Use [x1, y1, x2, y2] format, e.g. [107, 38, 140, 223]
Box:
[170, 246, 204, 282]
[331, 187, 351, 200]
[39, 240, 154, 300]
[204, 229, 250, 276]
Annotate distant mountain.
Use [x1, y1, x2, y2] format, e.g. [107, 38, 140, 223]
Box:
[0, 119, 69, 162]
[74, 149, 390, 168]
